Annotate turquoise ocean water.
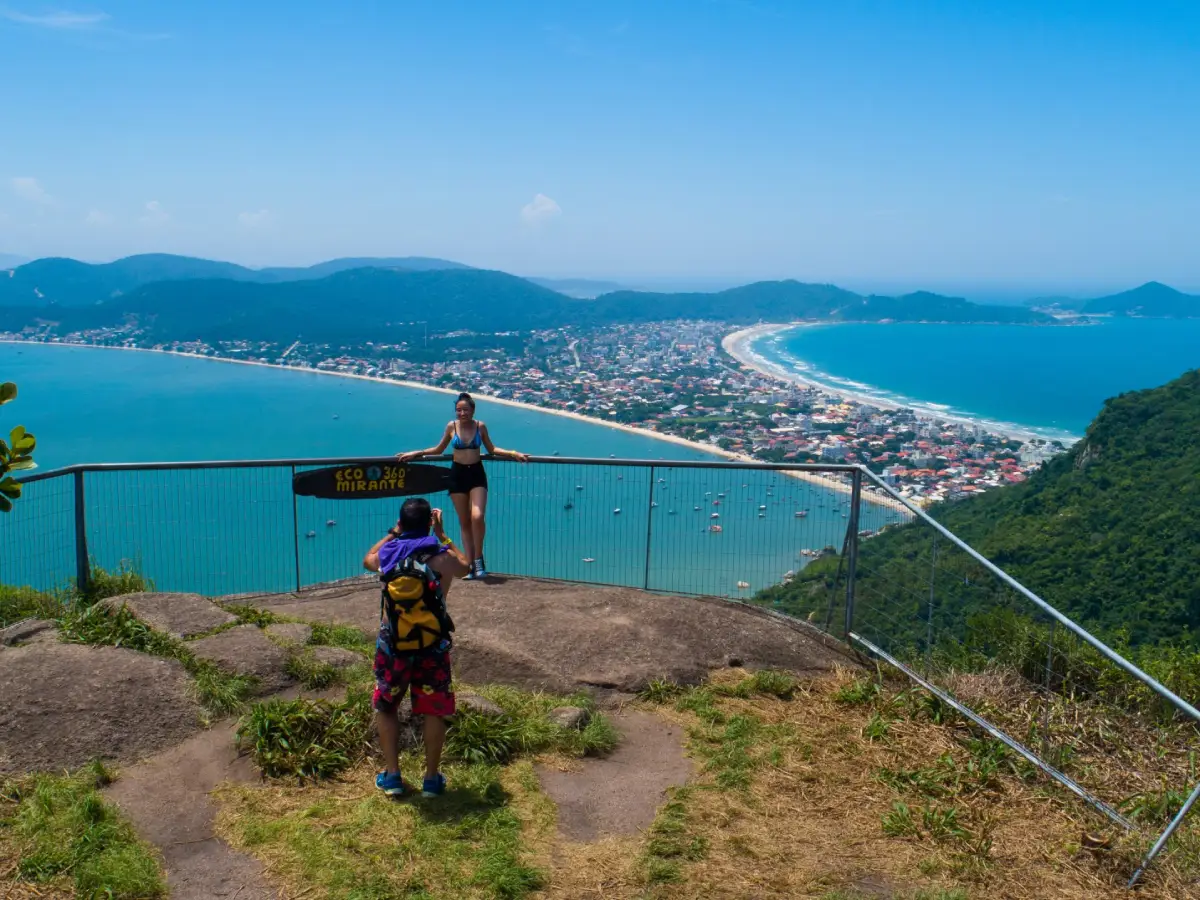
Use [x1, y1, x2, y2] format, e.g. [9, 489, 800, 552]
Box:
[2, 344, 892, 600]
[755, 318, 1200, 442]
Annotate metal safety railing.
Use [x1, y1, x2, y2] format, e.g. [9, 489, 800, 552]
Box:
[3, 454, 1197, 884]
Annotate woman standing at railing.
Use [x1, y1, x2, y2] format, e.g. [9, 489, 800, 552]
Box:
[396, 392, 528, 580]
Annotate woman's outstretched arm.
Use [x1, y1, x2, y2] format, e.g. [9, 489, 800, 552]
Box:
[396, 423, 454, 462]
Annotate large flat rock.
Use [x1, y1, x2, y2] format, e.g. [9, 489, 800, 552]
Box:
[189, 624, 291, 694]
[100, 591, 236, 639]
[246, 576, 849, 694]
[537, 709, 692, 841]
[0, 642, 202, 774]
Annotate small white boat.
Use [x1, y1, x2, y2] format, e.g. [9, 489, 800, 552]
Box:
[583, 557, 595, 563]
[613, 508, 622, 515]
[758, 505, 767, 510]
[669, 510, 677, 515]
[737, 581, 750, 589]
[694, 506, 701, 511]
[650, 501, 659, 508]
[575, 485, 584, 490]
[795, 510, 808, 518]
[305, 530, 316, 538]
[658, 478, 666, 484]
[710, 512, 720, 519]
[326, 519, 337, 527]
[758, 513, 766, 518]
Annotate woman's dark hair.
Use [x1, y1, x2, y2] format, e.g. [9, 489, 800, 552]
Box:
[455, 392, 475, 411]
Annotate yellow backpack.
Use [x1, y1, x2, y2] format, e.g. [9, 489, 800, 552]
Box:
[379, 553, 455, 654]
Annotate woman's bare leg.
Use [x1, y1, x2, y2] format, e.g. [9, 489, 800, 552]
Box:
[469, 487, 488, 564]
[449, 492, 475, 563]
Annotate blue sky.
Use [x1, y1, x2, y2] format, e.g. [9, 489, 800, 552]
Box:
[1, 1, 1198, 296]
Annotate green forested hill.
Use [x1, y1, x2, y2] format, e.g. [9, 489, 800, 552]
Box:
[759, 368, 1200, 647]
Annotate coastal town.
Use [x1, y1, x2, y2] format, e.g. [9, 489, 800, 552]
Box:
[2, 319, 1065, 506]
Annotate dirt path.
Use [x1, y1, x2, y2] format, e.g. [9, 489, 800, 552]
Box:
[105, 724, 279, 900]
[537, 709, 692, 841]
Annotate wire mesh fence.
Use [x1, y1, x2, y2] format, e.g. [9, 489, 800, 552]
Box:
[0, 472, 74, 594]
[4, 458, 884, 601]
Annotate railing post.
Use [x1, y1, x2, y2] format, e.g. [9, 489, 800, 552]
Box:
[925, 532, 939, 676]
[843, 467, 863, 637]
[290, 465, 301, 593]
[643, 465, 656, 590]
[73, 470, 90, 593]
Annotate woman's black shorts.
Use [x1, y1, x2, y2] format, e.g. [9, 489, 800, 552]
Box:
[448, 462, 488, 495]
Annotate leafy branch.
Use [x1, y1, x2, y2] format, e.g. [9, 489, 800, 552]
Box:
[0, 380, 37, 512]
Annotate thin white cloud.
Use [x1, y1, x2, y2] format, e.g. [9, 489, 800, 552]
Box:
[84, 208, 112, 226]
[11, 176, 52, 205]
[1, 7, 169, 39]
[1, 8, 110, 29]
[521, 193, 562, 225]
[237, 209, 274, 228]
[139, 199, 168, 226]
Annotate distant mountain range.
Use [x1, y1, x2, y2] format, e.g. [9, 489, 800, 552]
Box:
[0, 253, 470, 308]
[0, 253, 1196, 343]
[1079, 282, 1200, 318]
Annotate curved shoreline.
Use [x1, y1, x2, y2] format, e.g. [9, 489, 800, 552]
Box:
[722, 323, 1079, 444]
[0, 339, 899, 508]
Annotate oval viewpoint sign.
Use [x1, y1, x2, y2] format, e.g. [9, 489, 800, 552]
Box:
[292, 462, 450, 500]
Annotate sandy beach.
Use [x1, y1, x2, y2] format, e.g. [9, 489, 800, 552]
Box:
[1, 339, 900, 508]
[722, 323, 1060, 443]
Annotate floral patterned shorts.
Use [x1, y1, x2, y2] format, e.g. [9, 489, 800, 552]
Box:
[372, 631, 455, 717]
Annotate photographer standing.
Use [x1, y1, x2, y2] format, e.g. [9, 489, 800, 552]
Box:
[363, 498, 470, 798]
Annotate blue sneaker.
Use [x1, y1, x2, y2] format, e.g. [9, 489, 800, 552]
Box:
[474, 558, 488, 579]
[375, 770, 408, 797]
[421, 772, 446, 798]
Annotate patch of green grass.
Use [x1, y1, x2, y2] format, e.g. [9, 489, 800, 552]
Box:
[863, 712, 893, 742]
[239, 683, 620, 782]
[75, 562, 151, 606]
[217, 758, 549, 900]
[746, 668, 799, 699]
[462, 685, 619, 760]
[237, 688, 375, 780]
[1121, 782, 1190, 825]
[833, 676, 882, 706]
[0, 761, 166, 899]
[643, 786, 708, 866]
[638, 677, 686, 703]
[59, 602, 257, 717]
[220, 602, 280, 627]
[309, 621, 373, 653]
[285, 650, 342, 690]
[882, 801, 920, 838]
[675, 686, 726, 724]
[0, 583, 63, 627]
